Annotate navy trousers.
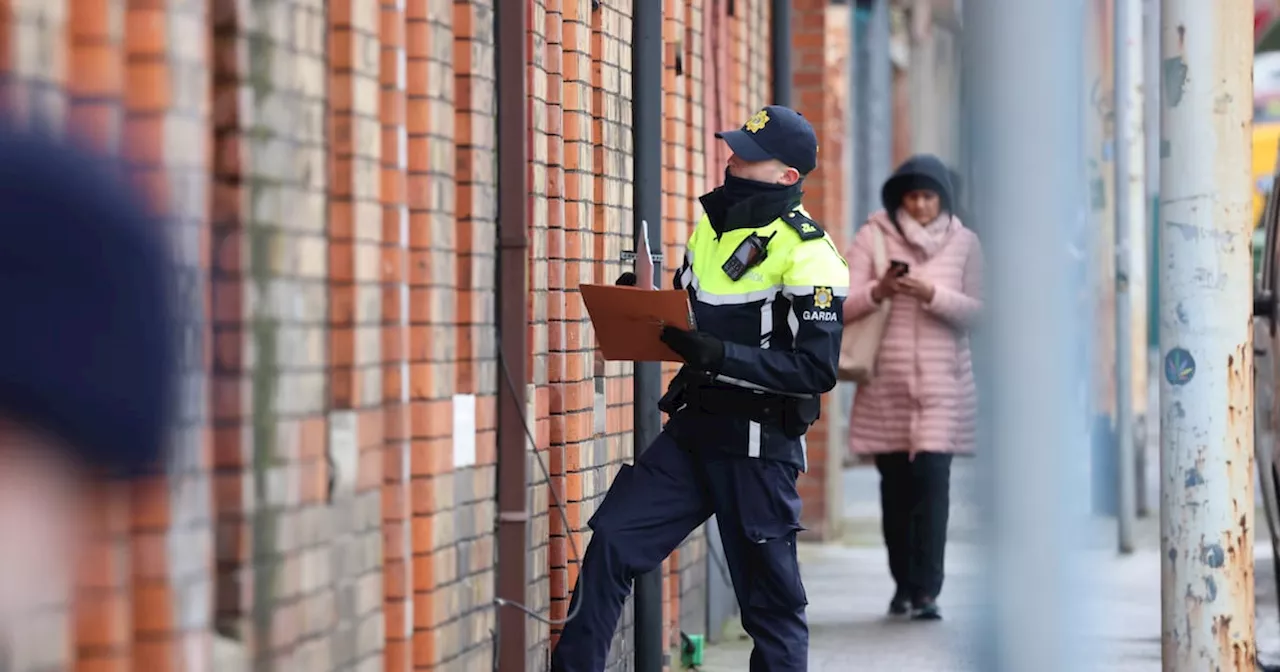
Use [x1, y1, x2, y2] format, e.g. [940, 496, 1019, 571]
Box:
[549, 431, 808, 672]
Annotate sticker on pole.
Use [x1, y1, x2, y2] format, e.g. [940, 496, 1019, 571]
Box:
[1164, 347, 1196, 386]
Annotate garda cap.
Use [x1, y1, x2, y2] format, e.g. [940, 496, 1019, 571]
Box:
[715, 105, 819, 175]
[0, 127, 178, 478]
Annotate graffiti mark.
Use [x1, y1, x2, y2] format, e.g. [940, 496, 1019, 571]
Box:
[1201, 542, 1225, 568]
[1163, 56, 1188, 107]
[1203, 575, 1217, 602]
[1165, 347, 1196, 386]
[1164, 220, 1237, 247]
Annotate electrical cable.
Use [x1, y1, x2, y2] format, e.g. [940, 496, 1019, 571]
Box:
[487, 13, 733, 642]
[487, 344, 740, 672]
[490, 348, 586, 672]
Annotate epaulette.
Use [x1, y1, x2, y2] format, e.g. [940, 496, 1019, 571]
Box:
[781, 210, 825, 241]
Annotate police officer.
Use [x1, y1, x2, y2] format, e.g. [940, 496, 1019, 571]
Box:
[550, 105, 848, 672]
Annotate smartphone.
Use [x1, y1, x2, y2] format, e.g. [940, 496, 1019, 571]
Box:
[889, 260, 910, 277]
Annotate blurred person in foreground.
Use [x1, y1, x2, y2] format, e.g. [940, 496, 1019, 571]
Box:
[842, 154, 983, 621]
[0, 127, 177, 631]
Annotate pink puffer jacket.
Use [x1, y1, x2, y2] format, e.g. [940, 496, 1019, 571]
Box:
[843, 209, 982, 457]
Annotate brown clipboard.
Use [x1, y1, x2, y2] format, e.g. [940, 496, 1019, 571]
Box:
[580, 284, 696, 363]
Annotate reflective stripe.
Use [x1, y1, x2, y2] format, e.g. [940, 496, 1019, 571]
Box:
[799, 435, 808, 471]
[679, 251, 694, 289]
[748, 421, 762, 458]
[783, 283, 850, 297]
[712, 373, 813, 398]
[759, 298, 773, 348]
[687, 271, 781, 305]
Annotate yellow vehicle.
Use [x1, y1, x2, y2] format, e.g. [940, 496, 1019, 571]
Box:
[1255, 52, 1280, 229]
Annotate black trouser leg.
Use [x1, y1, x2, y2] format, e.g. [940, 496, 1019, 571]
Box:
[908, 452, 953, 601]
[705, 455, 809, 672]
[874, 453, 912, 596]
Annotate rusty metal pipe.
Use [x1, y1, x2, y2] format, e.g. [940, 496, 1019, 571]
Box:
[495, 1, 530, 669]
[1158, 0, 1256, 668]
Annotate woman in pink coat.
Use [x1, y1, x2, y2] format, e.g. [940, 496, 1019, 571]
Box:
[843, 154, 982, 621]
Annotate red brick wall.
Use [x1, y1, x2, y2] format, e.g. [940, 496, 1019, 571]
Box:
[0, 0, 837, 669]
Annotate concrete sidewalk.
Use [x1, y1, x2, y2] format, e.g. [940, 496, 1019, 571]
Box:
[694, 463, 1280, 671]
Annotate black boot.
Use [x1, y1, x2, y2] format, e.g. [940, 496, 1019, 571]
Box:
[888, 589, 911, 616]
[911, 596, 942, 621]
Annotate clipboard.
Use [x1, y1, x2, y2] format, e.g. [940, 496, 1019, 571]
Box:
[580, 284, 696, 363]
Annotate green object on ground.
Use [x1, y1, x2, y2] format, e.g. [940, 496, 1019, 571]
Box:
[680, 633, 705, 667]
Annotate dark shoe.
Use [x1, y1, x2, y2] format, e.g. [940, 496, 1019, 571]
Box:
[911, 597, 942, 621]
[888, 591, 911, 616]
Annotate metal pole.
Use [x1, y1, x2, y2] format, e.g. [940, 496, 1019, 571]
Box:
[1158, 0, 1256, 668]
[1114, 0, 1139, 555]
[854, 0, 892, 226]
[1138, 0, 1161, 520]
[631, 0, 664, 668]
[849, 1, 866, 232]
[771, 0, 792, 106]
[494, 0, 530, 668]
[867, 0, 892, 200]
[966, 0, 1089, 669]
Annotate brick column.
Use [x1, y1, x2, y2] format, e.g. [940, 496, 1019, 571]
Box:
[121, 0, 212, 665]
[208, 0, 246, 654]
[379, 0, 412, 668]
[526, 0, 554, 664]
[66, 2, 132, 671]
[544, 0, 569, 642]
[792, 0, 848, 541]
[74, 485, 133, 672]
[329, 0, 388, 668]
[557, 0, 594, 653]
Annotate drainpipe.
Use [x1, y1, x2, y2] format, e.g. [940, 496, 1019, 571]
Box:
[867, 0, 893, 213]
[631, 0, 664, 669]
[771, 0, 792, 105]
[853, 0, 892, 225]
[494, 1, 529, 670]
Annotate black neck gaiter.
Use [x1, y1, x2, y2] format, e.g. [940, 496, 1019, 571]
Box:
[721, 169, 794, 207]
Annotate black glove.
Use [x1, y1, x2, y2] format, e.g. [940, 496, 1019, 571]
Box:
[660, 326, 724, 372]
[616, 272, 637, 286]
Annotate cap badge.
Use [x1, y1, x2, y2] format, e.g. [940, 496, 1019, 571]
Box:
[745, 109, 769, 133]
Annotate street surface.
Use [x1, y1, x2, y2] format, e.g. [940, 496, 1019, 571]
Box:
[696, 460, 1280, 671]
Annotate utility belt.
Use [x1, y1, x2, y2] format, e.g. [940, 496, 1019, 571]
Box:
[659, 371, 821, 439]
